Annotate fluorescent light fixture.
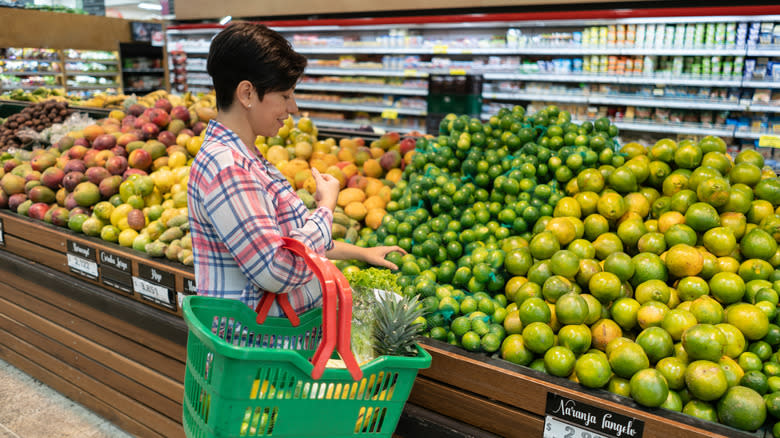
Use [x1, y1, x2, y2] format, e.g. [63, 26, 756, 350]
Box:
[219, 15, 232, 25]
[138, 2, 163, 11]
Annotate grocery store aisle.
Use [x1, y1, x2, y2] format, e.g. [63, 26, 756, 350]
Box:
[0, 358, 135, 438]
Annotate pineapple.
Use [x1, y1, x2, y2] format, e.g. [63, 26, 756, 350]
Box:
[372, 293, 423, 357]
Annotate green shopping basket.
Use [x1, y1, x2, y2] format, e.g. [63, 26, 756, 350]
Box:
[181, 240, 431, 438]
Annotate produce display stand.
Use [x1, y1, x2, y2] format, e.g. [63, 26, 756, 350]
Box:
[0, 208, 768, 438]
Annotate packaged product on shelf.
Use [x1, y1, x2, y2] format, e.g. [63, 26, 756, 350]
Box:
[665, 25, 676, 46]
[760, 22, 775, 45]
[711, 56, 722, 76]
[706, 23, 717, 45]
[674, 24, 686, 47]
[695, 23, 706, 46]
[635, 24, 645, 48]
[626, 25, 636, 45]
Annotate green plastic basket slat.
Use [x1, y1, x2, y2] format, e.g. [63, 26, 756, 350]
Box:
[182, 295, 431, 438]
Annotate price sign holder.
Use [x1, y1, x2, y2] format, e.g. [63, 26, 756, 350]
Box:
[0, 217, 4, 246]
[544, 393, 643, 438]
[183, 277, 197, 295]
[66, 240, 99, 280]
[99, 249, 133, 295]
[134, 262, 176, 310]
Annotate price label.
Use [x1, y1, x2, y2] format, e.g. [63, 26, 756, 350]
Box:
[403, 69, 419, 76]
[433, 45, 449, 54]
[381, 109, 399, 119]
[449, 69, 467, 75]
[0, 218, 4, 246]
[133, 276, 174, 308]
[177, 292, 185, 309]
[759, 135, 780, 148]
[183, 277, 198, 294]
[99, 250, 133, 294]
[67, 240, 98, 280]
[545, 393, 643, 438]
[544, 416, 608, 438]
[67, 253, 99, 280]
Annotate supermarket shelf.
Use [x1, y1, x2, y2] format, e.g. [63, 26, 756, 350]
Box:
[124, 88, 158, 94]
[614, 121, 735, 137]
[1, 85, 58, 90]
[0, 58, 58, 62]
[1, 71, 60, 76]
[587, 95, 746, 111]
[65, 71, 119, 76]
[742, 80, 780, 89]
[295, 99, 427, 116]
[734, 130, 780, 140]
[296, 46, 519, 55]
[180, 48, 210, 55]
[296, 82, 428, 96]
[620, 47, 746, 56]
[122, 68, 165, 74]
[186, 80, 213, 86]
[66, 84, 119, 90]
[309, 117, 422, 134]
[294, 45, 748, 56]
[305, 67, 429, 77]
[747, 103, 780, 113]
[65, 59, 118, 64]
[484, 91, 747, 111]
[482, 72, 743, 87]
[747, 47, 780, 57]
[483, 92, 589, 104]
[183, 67, 208, 72]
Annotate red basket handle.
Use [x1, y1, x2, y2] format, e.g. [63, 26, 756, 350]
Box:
[254, 237, 361, 380]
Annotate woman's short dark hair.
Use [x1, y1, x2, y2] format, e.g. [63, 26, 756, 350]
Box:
[207, 22, 307, 110]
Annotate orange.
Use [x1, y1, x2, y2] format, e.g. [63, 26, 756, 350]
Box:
[514, 281, 542, 305]
[567, 239, 595, 260]
[656, 356, 688, 390]
[611, 297, 641, 331]
[741, 227, 778, 259]
[609, 341, 649, 378]
[580, 294, 603, 325]
[583, 214, 610, 241]
[504, 248, 533, 276]
[634, 279, 671, 305]
[545, 217, 577, 246]
[637, 232, 667, 255]
[543, 346, 576, 377]
[529, 231, 560, 260]
[597, 192, 627, 221]
[631, 252, 668, 286]
[662, 308, 698, 341]
[500, 334, 534, 366]
[702, 226, 737, 257]
[625, 192, 651, 218]
[503, 310, 524, 335]
[718, 355, 745, 388]
[725, 303, 769, 341]
[709, 272, 746, 304]
[735, 148, 765, 169]
[674, 143, 703, 169]
[683, 400, 718, 422]
[662, 173, 689, 197]
[685, 202, 721, 232]
[690, 295, 724, 324]
[664, 223, 698, 247]
[685, 359, 729, 401]
[607, 376, 632, 397]
[637, 301, 670, 330]
[665, 244, 704, 278]
[550, 250, 580, 278]
[542, 275, 573, 303]
[593, 233, 624, 261]
[682, 323, 726, 362]
[617, 217, 647, 250]
[697, 177, 731, 208]
[590, 318, 622, 351]
[555, 293, 589, 325]
[575, 259, 602, 290]
[575, 191, 601, 216]
[650, 138, 678, 162]
[577, 169, 605, 193]
[558, 324, 592, 355]
[603, 252, 635, 282]
[522, 322, 555, 355]
[716, 386, 767, 432]
[575, 352, 612, 388]
[636, 326, 674, 364]
[518, 297, 551, 326]
[588, 271, 623, 304]
[676, 276, 710, 302]
[630, 368, 669, 407]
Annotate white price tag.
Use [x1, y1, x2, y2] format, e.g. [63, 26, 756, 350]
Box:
[132, 276, 172, 304]
[544, 416, 608, 438]
[0, 218, 4, 246]
[67, 253, 98, 279]
[177, 292, 185, 309]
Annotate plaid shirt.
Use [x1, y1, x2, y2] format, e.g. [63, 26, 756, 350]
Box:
[187, 120, 334, 316]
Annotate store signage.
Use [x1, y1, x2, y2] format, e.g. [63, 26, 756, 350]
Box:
[0, 218, 4, 246]
[66, 240, 98, 280]
[81, 0, 105, 16]
[381, 109, 398, 119]
[134, 263, 175, 310]
[544, 393, 643, 438]
[759, 135, 780, 148]
[183, 278, 197, 294]
[99, 250, 133, 294]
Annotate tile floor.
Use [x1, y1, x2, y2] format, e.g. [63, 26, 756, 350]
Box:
[0, 358, 135, 438]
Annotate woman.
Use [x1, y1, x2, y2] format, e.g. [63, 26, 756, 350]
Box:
[187, 22, 403, 316]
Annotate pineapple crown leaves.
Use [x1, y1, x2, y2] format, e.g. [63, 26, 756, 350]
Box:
[371, 293, 424, 357]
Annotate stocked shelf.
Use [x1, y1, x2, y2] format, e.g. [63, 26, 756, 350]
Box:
[64, 58, 118, 64]
[482, 72, 745, 87]
[296, 82, 427, 96]
[296, 99, 427, 115]
[305, 67, 430, 77]
[0, 71, 60, 76]
[122, 68, 164, 74]
[64, 71, 119, 76]
[308, 117, 422, 134]
[614, 120, 736, 136]
[742, 80, 780, 89]
[483, 91, 589, 103]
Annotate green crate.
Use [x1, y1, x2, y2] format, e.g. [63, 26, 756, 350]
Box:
[182, 295, 431, 438]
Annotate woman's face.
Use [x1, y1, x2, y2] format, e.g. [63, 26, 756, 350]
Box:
[251, 88, 298, 137]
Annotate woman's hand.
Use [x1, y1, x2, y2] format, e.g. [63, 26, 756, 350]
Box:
[361, 246, 407, 270]
[311, 167, 340, 211]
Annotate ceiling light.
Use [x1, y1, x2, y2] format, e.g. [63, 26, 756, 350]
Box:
[219, 16, 232, 25]
[137, 2, 162, 10]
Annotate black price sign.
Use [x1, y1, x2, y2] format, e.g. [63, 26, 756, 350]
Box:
[67, 240, 98, 280]
[0, 217, 4, 246]
[544, 393, 643, 438]
[133, 263, 176, 310]
[99, 250, 133, 294]
[183, 277, 197, 294]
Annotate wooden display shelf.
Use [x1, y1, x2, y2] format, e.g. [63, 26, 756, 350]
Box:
[413, 339, 767, 438]
[0, 210, 196, 318]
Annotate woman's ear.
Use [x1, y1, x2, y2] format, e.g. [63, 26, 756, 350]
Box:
[235, 80, 254, 110]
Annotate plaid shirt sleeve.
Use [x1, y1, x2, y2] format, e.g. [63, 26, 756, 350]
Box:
[202, 162, 334, 295]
